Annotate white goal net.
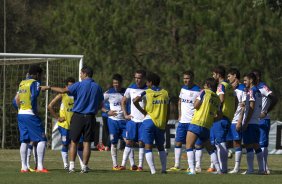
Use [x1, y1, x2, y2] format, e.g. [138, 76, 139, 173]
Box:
[0, 53, 83, 148]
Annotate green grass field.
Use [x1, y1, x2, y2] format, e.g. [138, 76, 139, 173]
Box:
[0, 149, 282, 184]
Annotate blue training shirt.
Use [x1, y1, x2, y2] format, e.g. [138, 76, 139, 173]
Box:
[68, 78, 104, 114]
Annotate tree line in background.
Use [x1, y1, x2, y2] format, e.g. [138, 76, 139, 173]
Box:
[0, 0, 281, 119]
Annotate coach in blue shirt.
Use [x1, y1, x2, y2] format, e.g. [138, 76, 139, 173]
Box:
[41, 66, 103, 173]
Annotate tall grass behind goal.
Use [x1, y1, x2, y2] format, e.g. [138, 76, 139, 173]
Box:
[0, 53, 83, 149]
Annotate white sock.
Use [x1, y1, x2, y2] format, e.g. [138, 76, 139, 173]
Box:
[111, 144, 118, 167]
[261, 147, 269, 171]
[186, 149, 195, 173]
[145, 150, 156, 174]
[26, 145, 33, 168]
[61, 151, 68, 168]
[159, 151, 167, 172]
[195, 149, 203, 168]
[121, 146, 131, 167]
[246, 150, 254, 172]
[210, 152, 221, 173]
[174, 147, 181, 168]
[139, 147, 144, 168]
[216, 142, 228, 173]
[256, 150, 264, 172]
[36, 141, 46, 170]
[33, 145, 38, 168]
[77, 150, 84, 169]
[129, 148, 135, 167]
[20, 143, 28, 170]
[69, 161, 75, 170]
[234, 148, 242, 170]
[210, 155, 214, 168]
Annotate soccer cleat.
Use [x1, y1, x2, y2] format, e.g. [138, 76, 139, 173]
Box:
[20, 169, 29, 173]
[195, 167, 202, 173]
[64, 166, 69, 170]
[161, 170, 167, 174]
[68, 168, 75, 173]
[117, 166, 126, 170]
[80, 168, 88, 173]
[130, 165, 138, 171]
[137, 167, 143, 172]
[258, 170, 266, 175]
[85, 166, 91, 172]
[112, 166, 120, 171]
[167, 166, 181, 172]
[266, 169, 271, 175]
[228, 169, 239, 174]
[241, 170, 254, 175]
[36, 168, 49, 173]
[212, 171, 223, 175]
[207, 167, 216, 172]
[28, 167, 36, 172]
[187, 171, 196, 175]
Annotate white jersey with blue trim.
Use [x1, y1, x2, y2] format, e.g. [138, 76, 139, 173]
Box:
[257, 82, 272, 120]
[232, 84, 246, 124]
[179, 84, 201, 123]
[124, 83, 147, 123]
[104, 87, 126, 120]
[243, 86, 262, 125]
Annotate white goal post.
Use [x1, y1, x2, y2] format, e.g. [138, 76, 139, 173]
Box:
[0, 53, 83, 148]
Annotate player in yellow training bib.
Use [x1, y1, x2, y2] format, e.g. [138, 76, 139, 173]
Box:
[133, 72, 169, 174]
[185, 78, 222, 175]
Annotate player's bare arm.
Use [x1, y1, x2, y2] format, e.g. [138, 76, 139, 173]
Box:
[133, 96, 147, 116]
[242, 101, 254, 131]
[121, 96, 133, 120]
[41, 86, 69, 93]
[194, 99, 202, 110]
[48, 94, 65, 122]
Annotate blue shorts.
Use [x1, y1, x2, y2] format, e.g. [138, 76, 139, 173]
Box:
[175, 122, 190, 143]
[58, 126, 70, 146]
[212, 117, 230, 144]
[142, 119, 165, 146]
[188, 124, 210, 143]
[228, 124, 242, 141]
[259, 119, 271, 147]
[126, 120, 143, 142]
[108, 118, 126, 144]
[18, 114, 47, 142]
[243, 124, 260, 145]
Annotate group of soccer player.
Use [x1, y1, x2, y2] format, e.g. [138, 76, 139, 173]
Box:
[168, 66, 277, 175]
[15, 64, 277, 175]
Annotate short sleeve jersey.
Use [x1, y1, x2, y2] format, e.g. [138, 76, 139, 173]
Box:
[104, 87, 126, 120]
[124, 83, 147, 123]
[178, 85, 201, 123]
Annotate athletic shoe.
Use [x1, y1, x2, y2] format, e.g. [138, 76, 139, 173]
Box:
[266, 169, 271, 175]
[69, 168, 75, 173]
[212, 171, 223, 175]
[85, 166, 91, 172]
[130, 165, 138, 171]
[228, 169, 239, 174]
[20, 169, 29, 173]
[28, 167, 36, 172]
[161, 170, 167, 174]
[137, 167, 143, 171]
[167, 166, 181, 172]
[112, 166, 120, 171]
[36, 168, 49, 173]
[117, 166, 126, 170]
[195, 167, 202, 173]
[64, 166, 69, 170]
[187, 171, 196, 175]
[186, 168, 190, 172]
[207, 167, 216, 172]
[80, 168, 88, 173]
[258, 170, 266, 175]
[241, 170, 254, 175]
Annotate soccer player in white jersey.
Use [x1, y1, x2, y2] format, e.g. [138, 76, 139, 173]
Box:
[118, 70, 147, 171]
[167, 71, 201, 172]
[253, 70, 277, 174]
[102, 74, 127, 170]
[240, 73, 264, 174]
[227, 68, 245, 173]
